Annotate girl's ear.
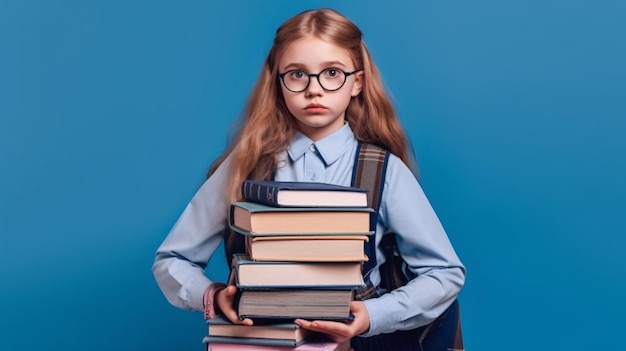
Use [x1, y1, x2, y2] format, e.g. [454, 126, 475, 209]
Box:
[350, 71, 364, 97]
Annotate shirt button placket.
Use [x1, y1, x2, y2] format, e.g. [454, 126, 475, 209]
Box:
[304, 144, 324, 182]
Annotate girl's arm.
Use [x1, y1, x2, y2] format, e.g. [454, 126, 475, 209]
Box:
[151, 156, 233, 311]
[362, 155, 466, 336]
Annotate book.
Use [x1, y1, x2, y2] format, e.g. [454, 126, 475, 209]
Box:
[232, 254, 365, 288]
[235, 289, 354, 321]
[242, 180, 368, 208]
[206, 315, 312, 346]
[230, 202, 373, 235]
[204, 335, 307, 348]
[204, 337, 351, 351]
[244, 235, 368, 262]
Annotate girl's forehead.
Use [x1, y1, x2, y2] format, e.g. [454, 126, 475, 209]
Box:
[278, 36, 354, 70]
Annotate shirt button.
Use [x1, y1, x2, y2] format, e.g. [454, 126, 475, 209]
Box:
[309, 144, 316, 152]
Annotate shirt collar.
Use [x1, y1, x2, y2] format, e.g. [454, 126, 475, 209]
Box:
[288, 123, 355, 166]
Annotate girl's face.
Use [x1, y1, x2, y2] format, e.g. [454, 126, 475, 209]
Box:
[278, 36, 363, 141]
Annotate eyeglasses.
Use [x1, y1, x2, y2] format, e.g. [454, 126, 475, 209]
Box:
[278, 68, 362, 93]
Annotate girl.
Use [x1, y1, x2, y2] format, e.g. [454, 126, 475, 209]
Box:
[153, 8, 465, 351]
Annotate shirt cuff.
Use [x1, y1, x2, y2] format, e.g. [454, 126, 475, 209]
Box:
[203, 282, 227, 319]
[361, 294, 402, 336]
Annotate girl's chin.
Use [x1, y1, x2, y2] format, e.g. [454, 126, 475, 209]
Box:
[294, 120, 344, 140]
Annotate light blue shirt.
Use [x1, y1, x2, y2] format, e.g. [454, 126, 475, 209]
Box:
[152, 123, 465, 336]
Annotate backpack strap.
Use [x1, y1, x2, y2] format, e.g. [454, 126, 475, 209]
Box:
[351, 142, 390, 274]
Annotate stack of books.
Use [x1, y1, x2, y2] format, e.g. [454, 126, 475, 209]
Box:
[203, 180, 372, 351]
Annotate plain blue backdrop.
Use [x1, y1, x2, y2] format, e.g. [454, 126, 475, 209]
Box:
[1, 1, 625, 350]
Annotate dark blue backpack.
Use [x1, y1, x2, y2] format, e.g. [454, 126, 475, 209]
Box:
[350, 143, 464, 351]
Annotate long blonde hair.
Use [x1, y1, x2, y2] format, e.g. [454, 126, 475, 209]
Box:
[210, 8, 414, 202]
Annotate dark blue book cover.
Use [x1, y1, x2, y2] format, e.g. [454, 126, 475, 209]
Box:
[241, 180, 368, 207]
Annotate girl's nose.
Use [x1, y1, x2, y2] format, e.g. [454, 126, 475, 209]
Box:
[305, 77, 324, 96]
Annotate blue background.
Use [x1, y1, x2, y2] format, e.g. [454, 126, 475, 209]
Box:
[1, 1, 625, 350]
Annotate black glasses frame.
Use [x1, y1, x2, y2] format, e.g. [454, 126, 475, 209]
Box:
[278, 68, 363, 93]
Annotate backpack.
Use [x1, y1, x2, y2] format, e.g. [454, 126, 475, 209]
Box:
[350, 142, 464, 351]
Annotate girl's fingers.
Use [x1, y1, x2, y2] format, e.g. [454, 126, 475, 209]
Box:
[223, 310, 252, 325]
[223, 285, 238, 296]
[295, 319, 351, 339]
[216, 285, 251, 325]
[220, 301, 253, 325]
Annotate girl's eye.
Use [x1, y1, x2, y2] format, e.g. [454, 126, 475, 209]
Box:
[322, 69, 342, 79]
[290, 70, 306, 79]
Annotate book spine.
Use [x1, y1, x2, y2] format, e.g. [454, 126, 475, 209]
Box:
[243, 182, 278, 206]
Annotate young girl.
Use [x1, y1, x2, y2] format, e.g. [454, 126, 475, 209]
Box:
[153, 8, 465, 351]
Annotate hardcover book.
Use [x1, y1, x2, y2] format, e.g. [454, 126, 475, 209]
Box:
[232, 254, 365, 288]
[230, 202, 373, 235]
[242, 180, 368, 208]
[232, 254, 365, 289]
[206, 315, 312, 346]
[244, 235, 369, 262]
[204, 335, 307, 348]
[203, 337, 351, 351]
[235, 289, 354, 321]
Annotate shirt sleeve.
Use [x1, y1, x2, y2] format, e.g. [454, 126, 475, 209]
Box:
[361, 155, 466, 336]
[151, 156, 232, 311]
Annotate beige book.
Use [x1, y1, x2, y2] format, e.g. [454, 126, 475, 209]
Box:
[245, 235, 369, 262]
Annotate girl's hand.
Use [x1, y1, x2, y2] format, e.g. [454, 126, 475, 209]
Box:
[215, 285, 253, 326]
[294, 301, 370, 343]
